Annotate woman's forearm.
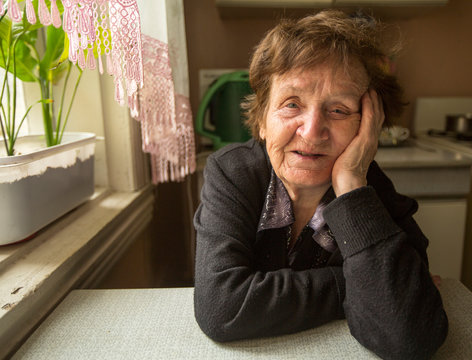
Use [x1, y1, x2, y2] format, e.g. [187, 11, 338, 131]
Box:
[324, 186, 448, 360]
[194, 205, 346, 342]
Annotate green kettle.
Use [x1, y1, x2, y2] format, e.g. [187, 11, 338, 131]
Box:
[195, 71, 253, 149]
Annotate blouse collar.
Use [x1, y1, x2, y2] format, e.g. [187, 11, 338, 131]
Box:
[257, 170, 337, 252]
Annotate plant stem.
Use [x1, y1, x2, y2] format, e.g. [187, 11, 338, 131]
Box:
[29, 34, 55, 146]
[58, 66, 82, 144]
[55, 62, 72, 144]
[0, 45, 8, 110]
[0, 48, 9, 153]
[40, 79, 54, 146]
[13, 99, 46, 142]
[4, 46, 11, 138]
[0, 20, 10, 155]
[11, 41, 18, 155]
[0, 111, 10, 155]
[48, 74, 54, 136]
[0, 99, 6, 131]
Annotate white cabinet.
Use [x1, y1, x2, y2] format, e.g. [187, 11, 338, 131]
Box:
[414, 199, 467, 280]
[376, 141, 472, 281]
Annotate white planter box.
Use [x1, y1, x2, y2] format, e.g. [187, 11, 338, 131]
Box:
[0, 132, 96, 246]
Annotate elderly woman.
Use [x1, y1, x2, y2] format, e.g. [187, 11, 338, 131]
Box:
[193, 10, 448, 360]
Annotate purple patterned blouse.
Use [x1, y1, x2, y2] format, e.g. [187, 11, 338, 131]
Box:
[257, 171, 338, 253]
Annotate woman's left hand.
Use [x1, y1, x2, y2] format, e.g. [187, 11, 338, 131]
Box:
[331, 89, 385, 196]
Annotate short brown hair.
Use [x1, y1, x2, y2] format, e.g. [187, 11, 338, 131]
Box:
[243, 10, 405, 141]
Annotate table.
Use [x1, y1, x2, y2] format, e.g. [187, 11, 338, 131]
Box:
[12, 279, 472, 359]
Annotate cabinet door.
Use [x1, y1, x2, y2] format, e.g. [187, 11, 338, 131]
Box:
[414, 199, 466, 280]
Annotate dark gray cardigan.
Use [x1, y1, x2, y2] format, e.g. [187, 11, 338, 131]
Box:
[194, 139, 448, 360]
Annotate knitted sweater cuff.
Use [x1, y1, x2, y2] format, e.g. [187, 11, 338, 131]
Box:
[324, 186, 401, 259]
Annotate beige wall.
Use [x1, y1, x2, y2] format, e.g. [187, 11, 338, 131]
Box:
[184, 0, 277, 116]
[395, 0, 472, 128]
[184, 0, 472, 131]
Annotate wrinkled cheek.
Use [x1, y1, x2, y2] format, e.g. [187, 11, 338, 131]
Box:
[265, 140, 283, 168]
[336, 139, 353, 156]
[264, 116, 301, 170]
[333, 120, 360, 155]
[266, 122, 297, 150]
[346, 117, 361, 136]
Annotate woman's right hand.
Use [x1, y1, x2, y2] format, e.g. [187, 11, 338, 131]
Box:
[331, 89, 385, 196]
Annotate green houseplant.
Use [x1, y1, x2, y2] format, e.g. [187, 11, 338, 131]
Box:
[0, 0, 83, 156]
[0, 0, 95, 245]
[0, 0, 143, 245]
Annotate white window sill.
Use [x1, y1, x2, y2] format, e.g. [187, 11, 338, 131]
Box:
[0, 185, 154, 358]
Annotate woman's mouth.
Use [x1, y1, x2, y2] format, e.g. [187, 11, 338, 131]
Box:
[286, 150, 330, 169]
[294, 151, 324, 157]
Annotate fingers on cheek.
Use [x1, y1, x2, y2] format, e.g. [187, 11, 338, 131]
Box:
[370, 90, 381, 115]
[368, 90, 385, 127]
[378, 100, 386, 130]
[361, 92, 374, 119]
[378, 95, 384, 113]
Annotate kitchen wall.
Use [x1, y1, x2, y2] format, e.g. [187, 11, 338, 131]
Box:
[183, 0, 472, 131]
[395, 0, 472, 129]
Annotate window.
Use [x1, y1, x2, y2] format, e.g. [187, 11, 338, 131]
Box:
[0, 22, 153, 360]
[0, 69, 29, 139]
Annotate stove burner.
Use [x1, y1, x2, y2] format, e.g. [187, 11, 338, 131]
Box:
[457, 133, 472, 141]
[427, 129, 472, 142]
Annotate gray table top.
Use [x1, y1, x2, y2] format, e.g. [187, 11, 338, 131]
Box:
[13, 279, 472, 359]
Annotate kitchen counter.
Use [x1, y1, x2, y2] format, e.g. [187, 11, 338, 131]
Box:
[197, 138, 472, 170]
[376, 139, 472, 168]
[12, 279, 472, 359]
[374, 139, 472, 198]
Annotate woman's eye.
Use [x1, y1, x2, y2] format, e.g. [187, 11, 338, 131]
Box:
[328, 108, 351, 119]
[286, 102, 298, 109]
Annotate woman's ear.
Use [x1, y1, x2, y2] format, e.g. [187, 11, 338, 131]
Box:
[259, 115, 267, 140]
[259, 125, 266, 140]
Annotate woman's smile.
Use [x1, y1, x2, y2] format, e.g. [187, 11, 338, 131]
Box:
[287, 149, 329, 166]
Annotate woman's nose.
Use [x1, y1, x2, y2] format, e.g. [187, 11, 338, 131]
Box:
[296, 109, 329, 142]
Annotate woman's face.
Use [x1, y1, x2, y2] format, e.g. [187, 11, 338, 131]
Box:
[260, 61, 369, 196]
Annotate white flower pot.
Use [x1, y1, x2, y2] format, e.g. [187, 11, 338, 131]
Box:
[0, 132, 96, 246]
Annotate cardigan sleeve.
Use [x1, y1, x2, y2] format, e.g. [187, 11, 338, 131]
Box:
[323, 180, 448, 360]
[193, 146, 346, 342]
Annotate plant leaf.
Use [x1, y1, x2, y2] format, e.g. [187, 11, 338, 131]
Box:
[59, 31, 70, 63]
[0, 16, 12, 46]
[39, 25, 65, 81]
[50, 60, 69, 84]
[12, 43, 38, 82]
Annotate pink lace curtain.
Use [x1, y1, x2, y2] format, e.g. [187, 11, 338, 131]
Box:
[134, 35, 196, 184]
[2, 0, 143, 116]
[2, 0, 196, 184]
